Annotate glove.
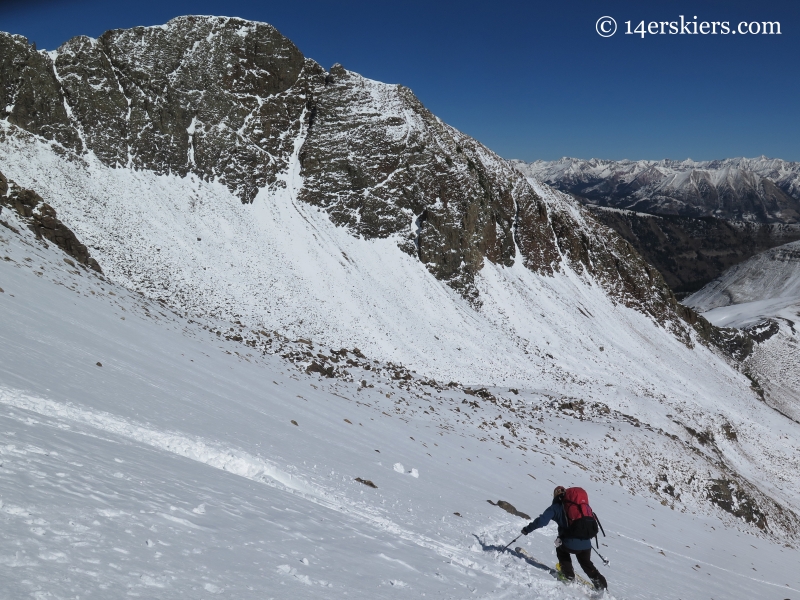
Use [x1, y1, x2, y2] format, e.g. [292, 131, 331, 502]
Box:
[521, 524, 534, 535]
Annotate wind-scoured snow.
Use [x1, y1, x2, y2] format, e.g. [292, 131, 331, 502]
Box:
[2, 191, 800, 599]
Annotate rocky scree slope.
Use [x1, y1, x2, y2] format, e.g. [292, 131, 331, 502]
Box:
[514, 157, 800, 224]
[0, 15, 730, 345]
[0, 170, 101, 271]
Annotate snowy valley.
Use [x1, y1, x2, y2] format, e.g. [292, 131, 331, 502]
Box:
[0, 15, 799, 600]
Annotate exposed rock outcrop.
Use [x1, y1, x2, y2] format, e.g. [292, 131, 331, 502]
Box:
[0, 16, 749, 357]
[1, 17, 323, 204]
[0, 170, 101, 272]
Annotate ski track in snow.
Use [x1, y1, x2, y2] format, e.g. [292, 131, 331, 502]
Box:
[0, 388, 321, 497]
[0, 387, 548, 590]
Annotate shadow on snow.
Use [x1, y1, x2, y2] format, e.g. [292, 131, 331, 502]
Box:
[473, 534, 558, 577]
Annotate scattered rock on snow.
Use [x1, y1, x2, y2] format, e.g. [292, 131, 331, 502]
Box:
[306, 360, 334, 377]
[0, 177, 102, 272]
[487, 500, 530, 520]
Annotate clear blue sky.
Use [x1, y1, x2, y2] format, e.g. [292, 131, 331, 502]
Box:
[2, 0, 798, 162]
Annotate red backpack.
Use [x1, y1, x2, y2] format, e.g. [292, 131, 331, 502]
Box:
[562, 487, 604, 544]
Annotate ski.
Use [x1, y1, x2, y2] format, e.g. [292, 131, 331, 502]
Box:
[513, 547, 558, 577]
[556, 561, 595, 588]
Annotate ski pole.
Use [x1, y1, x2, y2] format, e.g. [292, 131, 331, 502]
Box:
[501, 534, 522, 552]
[592, 546, 610, 565]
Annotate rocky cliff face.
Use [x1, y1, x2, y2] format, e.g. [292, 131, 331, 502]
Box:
[1, 17, 322, 203]
[514, 157, 800, 224]
[0, 16, 736, 347]
[297, 65, 558, 302]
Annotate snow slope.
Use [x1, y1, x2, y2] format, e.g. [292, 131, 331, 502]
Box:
[2, 179, 800, 599]
[0, 125, 749, 389]
[2, 16, 800, 599]
[686, 240, 800, 314]
[686, 240, 800, 424]
[3, 122, 800, 537]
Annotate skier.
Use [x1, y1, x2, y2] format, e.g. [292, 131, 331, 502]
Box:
[521, 486, 608, 590]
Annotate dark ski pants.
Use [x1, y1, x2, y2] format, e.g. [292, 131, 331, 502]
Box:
[556, 545, 607, 589]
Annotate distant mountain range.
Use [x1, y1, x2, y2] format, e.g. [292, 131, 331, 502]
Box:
[512, 157, 800, 224]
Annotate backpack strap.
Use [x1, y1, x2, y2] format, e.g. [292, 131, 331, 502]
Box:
[561, 499, 573, 526]
[593, 513, 606, 549]
[595, 513, 606, 537]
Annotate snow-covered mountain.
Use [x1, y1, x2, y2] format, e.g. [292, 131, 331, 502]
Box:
[686, 240, 800, 426]
[4, 191, 800, 598]
[513, 157, 800, 224]
[0, 17, 673, 311]
[2, 15, 800, 599]
[686, 240, 800, 313]
[0, 15, 727, 363]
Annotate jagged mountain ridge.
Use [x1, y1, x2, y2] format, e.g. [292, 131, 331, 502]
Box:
[513, 156, 800, 224]
[1, 14, 702, 331]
